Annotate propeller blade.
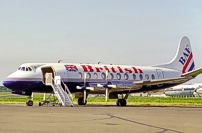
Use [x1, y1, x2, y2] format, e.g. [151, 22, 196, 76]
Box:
[86, 87, 94, 91]
[106, 70, 108, 82]
[76, 86, 82, 89]
[105, 88, 108, 102]
[83, 90, 86, 104]
[107, 84, 117, 88]
[97, 84, 103, 87]
[83, 72, 86, 86]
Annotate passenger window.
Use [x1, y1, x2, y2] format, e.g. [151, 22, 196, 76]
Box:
[151, 74, 155, 80]
[124, 73, 129, 80]
[145, 74, 149, 80]
[94, 73, 98, 79]
[139, 74, 143, 80]
[110, 73, 114, 79]
[78, 72, 82, 79]
[87, 73, 91, 79]
[116, 73, 121, 80]
[101, 72, 106, 79]
[133, 74, 136, 80]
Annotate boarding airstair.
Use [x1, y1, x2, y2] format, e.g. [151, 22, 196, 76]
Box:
[44, 73, 73, 107]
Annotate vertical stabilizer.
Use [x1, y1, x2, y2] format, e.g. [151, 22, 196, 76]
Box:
[153, 36, 195, 74]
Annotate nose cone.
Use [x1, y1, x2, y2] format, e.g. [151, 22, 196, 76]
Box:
[196, 88, 202, 94]
[2, 71, 21, 90]
[3, 77, 15, 90]
[2, 80, 8, 87]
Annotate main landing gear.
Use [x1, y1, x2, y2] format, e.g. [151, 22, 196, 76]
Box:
[116, 99, 127, 106]
[78, 98, 87, 105]
[77, 98, 127, 106]
[116, 93, 129, 106]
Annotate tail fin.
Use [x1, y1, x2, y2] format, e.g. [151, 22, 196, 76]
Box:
[153, 36, 195, 74]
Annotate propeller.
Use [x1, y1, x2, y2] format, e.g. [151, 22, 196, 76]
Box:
[97, 70, 117, 102]
[105, 70, 109, 102]
[76, 72, 94, 104]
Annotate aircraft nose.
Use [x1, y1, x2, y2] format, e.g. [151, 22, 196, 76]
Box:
[3, 78, 12, 89]
[2, 76, 18, 90]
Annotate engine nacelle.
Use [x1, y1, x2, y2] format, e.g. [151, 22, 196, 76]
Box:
[12, 90, 32, 96]
[131, 84, 143, 90]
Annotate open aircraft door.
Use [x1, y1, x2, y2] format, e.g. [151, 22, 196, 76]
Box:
[41, 66, 55, 84]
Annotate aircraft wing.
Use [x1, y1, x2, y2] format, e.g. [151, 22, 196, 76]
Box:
[134, 77, 191, 86]
[181, 67, 202, 77]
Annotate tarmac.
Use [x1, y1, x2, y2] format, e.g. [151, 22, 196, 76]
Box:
[0, 104, 202, 133]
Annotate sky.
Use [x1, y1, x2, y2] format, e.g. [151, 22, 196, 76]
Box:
[0, 0, 202, 85]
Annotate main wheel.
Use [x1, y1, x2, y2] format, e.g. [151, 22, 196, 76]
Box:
[116, 99, 127, 106]
[116, 99, 121, 106]
[78, 98, 87, 105]
[120, 99, 127, 106]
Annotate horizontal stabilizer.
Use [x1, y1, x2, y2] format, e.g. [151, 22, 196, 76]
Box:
[181, 67, 202, 77]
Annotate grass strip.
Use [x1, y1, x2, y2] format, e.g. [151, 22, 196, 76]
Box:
[1, 93, 202, 106]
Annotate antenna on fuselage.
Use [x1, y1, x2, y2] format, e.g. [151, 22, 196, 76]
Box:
[98, 61, 102, 64]
[58, 60, 62, 63]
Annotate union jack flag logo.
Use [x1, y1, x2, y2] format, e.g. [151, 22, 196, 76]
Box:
[64, 65, 78, 72]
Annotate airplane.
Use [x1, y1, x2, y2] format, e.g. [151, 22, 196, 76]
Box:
[164, 83, 202, 97]
[3, 36, 202, 106]
[195, 86, 202, 96]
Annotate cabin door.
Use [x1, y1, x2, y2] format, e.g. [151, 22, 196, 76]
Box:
[156, 69, 164, 87]
[156, 69, 164, 79]
[41, 67, 55, 84]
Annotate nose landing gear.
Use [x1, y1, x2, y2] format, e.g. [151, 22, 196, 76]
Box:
[26, 100, 33, 106]
[26, 94, 33, 106]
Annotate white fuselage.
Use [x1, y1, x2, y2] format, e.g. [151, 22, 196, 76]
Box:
[3, 63, 182, 95]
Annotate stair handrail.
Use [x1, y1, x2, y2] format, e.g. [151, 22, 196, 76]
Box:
[51, 77, 66, 105]
[61, 80, 74, 100]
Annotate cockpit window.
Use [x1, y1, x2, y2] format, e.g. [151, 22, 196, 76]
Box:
[17, 66, 32, 72]
[21, 67, 25, 71]
[28, 67, 32, 71]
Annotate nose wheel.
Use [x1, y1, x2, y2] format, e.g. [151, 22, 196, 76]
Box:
[26, 100, 33, 106]
[26, 95, 33, 106]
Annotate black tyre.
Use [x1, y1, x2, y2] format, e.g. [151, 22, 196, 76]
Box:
[120, 99, 127, 106]
[27, 100, 33, 106]
[116, 99, 121, 106]
[78, 98, 87, 105]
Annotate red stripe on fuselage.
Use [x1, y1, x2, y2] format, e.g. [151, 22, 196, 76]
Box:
[182, 52, 193, 73]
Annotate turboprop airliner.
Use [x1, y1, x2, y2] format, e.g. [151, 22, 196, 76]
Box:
[164, 83, 202, 97]
[3, 36, 202, 106]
